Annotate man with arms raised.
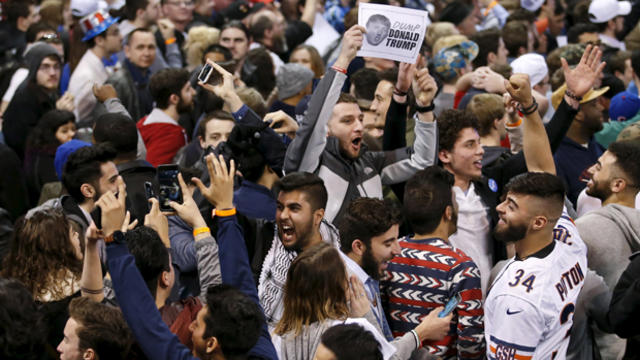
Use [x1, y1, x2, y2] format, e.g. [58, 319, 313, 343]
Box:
[285, 25, 438, 224]
[484, 74, 588, 359]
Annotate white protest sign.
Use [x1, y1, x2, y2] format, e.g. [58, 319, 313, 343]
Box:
[357, 3, 430, 63]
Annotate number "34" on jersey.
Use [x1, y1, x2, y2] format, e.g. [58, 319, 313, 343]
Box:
[508, 269, 535, 293]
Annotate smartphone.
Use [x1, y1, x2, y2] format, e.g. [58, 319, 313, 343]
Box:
[438, 293, 462, 318]
[157, 165, 182, 212]
[197, 63, 222, 85]
[90, 206, 102, 229]
[144, 181, 155, 200]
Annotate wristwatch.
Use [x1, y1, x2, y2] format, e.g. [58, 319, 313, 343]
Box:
[104, 230, 125, 245]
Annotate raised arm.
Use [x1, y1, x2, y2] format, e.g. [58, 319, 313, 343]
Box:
[193, 154, 278, 359]
[284, 25, 364, 173]
[504, 74, 555, 175]
[169, 173, 222, 302]
[378, 68, 438, 185]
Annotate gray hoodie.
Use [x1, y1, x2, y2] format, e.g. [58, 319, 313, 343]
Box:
[576, 203, 640, 289]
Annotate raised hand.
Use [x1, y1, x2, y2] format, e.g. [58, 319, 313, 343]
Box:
[56, 92, 75, 112]
[198, 60, 235, 99]
[192, 154, 236, 210]
[504, 74, 533, 108]
[472, 67, 506, 94]
[145, 197, 170, 247]
[334, 25, 366, 70]
[396, 62, 418, 94]
[92, 83, 118, 103]
[264, 110, 299, 138]
[169, 173, 208, 229]
[412, 68, 438, 107]
[157, 18, 176, 41]
[561, 44, 606, 98]
[96, 176, 127, 237]
[347, 275, 371, 318]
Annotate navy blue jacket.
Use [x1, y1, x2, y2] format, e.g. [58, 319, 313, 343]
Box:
[107, 214, 277, 360]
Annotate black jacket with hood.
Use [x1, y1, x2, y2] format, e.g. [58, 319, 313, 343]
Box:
[3, 43, 62, 158]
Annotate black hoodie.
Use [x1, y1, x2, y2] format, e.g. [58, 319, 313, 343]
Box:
[3, 43, 62, 159]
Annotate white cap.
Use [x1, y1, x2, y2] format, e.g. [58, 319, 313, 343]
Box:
[511, 53, 548, 87]
[589, 0, 631, 23]
[70, 0, 99, 18]
[521, 0, 545, 12]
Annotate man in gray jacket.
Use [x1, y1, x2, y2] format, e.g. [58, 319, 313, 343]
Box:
[576, 140, 640, 358]
[106, 28, 156, 121]
[283, 25, 439, 224]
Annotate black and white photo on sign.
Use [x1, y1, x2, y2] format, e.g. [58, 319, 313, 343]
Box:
[357, 3, 430, 63]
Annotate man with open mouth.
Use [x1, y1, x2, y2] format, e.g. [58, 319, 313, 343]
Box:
[284, 25, 439, 225]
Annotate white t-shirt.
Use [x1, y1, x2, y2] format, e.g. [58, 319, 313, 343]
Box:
[576, 187, 640, 218]
[2, 68, 28, 103]
[450, 183, 492, 296]
[485, 207, 588, 360]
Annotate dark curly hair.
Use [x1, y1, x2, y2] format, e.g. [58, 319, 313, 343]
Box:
[437, 109, 479, 152]
[26, 109, 76, 152]
[0, 278, 47, 359]
[1, 209, 82, 300]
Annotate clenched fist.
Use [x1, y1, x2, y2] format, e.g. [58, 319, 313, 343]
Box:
[504, 74, 533, 108]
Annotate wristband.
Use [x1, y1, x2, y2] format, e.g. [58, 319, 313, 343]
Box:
[165, 37, 176, 45]
[518, 98, 538, 115]
[410, 329, 421, 349]
[215, 208, 237, 217]
[193, 227, 210, 237]
[415, 103, 435, 113]
[393, 86, 408, 96]
[564, 89, 583, 102]
[506, 117, 522, 127]
[331, 65, 347, 74]
[81, 287, 104, 295]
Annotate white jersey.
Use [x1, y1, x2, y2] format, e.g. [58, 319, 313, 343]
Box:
[485, 208, 588, 360]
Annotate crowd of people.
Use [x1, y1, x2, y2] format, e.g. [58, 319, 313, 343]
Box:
[0, 0, 639, 359]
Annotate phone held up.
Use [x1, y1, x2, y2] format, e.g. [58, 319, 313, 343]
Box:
[157, 164, 183, 212]
[198, 62, 223, 86]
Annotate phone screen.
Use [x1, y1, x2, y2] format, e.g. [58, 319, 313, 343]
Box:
[438, 293, 461, 318]
[198, 63, 213, 83]
[157, 165, 182, 212]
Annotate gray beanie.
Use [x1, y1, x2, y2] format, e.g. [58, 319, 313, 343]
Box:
[276, 63, 315, 100]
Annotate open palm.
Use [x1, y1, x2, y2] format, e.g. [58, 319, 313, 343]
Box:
[562, 44, 606, 98]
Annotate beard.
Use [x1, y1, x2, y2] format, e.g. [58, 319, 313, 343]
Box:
[177, 96, 193, 114]
[493, 221, 528, 244]
[586, 178, 612, 201]
[280, 219, 314, 253]
[361, 247, 382, 281]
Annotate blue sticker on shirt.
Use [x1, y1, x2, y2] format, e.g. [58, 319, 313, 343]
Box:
[488, 178, 498, 193]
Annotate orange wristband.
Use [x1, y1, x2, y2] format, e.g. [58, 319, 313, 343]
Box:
[193, 227, 210, 237]
[165, 37, 176, 45]
[506, 117, 522, 127]
[215, 208, 237, 217]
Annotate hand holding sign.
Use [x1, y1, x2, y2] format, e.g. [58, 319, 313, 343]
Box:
[358, 3, 430, 63]
[335, 25, 366, 70]
[412, 68, 438, 107]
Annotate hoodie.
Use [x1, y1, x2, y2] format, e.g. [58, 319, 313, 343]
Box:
[576, 204, 640, 289]
[3, 43, 62, 158]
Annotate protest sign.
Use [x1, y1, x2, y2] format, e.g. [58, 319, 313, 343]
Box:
[357, 3, 430, 63]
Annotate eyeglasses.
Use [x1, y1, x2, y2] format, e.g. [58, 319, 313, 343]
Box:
[166, 0, 194, 7]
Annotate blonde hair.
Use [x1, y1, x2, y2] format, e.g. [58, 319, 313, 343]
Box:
[184, 26, 220, 71]
[432, 34, 469, 55]
[274, 243, 350, 336]
[468, 93, 505, 137]
[425, 22, 458, 48]
[237, 87, 267, 118]
[40, 0, 64, 27]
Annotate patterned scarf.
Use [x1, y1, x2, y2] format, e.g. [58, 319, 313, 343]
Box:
[258, 219, 340, 328]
